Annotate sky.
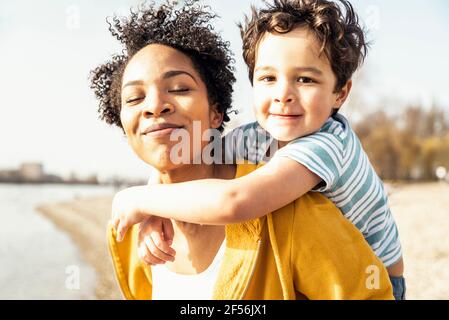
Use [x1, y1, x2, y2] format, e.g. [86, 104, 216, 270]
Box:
[1, 0, 448, 181]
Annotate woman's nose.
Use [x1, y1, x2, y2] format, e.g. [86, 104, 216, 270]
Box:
[141, 90, 174, 117]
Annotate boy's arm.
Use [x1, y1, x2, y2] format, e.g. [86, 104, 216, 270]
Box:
[132, 157, 321, 225]
[147, 168, 162, 185]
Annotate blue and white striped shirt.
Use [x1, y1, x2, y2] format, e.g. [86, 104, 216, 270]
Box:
[224, 114, 402, 267]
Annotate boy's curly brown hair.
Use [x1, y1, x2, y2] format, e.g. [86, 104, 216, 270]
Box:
[90, 0, 235, 133]
[239, 0, 368, 92]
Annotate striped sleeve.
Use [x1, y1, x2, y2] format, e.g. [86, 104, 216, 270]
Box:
[223, 122, 275, 164]
[274, 132, 344, 192]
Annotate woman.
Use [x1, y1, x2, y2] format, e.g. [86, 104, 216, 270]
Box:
[90, 0, 393, 299]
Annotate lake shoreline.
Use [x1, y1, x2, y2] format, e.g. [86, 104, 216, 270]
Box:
[36, 196, 121, 300]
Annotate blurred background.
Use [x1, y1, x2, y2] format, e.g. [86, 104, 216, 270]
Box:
[0, 0, 448, 299]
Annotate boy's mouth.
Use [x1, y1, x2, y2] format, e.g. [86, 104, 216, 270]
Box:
[269, 114, 302, 120]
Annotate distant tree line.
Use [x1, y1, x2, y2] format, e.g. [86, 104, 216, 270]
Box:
[354, 105, 449, 181]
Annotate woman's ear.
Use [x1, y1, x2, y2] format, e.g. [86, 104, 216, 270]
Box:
[334, 80, 352, 110]
[209, 104, 224, 129]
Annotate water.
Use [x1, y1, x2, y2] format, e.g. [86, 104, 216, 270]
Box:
[0, 183, 115, 299]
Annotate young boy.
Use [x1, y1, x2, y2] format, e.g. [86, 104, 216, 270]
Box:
[111, 0, 405, 299]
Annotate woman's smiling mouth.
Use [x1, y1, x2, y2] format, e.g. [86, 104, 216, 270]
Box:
[141, 123, 184, 138]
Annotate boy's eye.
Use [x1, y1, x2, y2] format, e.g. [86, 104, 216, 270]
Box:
[297, 77, 314, 84]
[259, 76, 276, 82]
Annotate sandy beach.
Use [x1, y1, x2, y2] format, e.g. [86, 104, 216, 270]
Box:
[36, 182, 449, 300]
[37, 196, 122, 299]
[387, 182, 449, 299]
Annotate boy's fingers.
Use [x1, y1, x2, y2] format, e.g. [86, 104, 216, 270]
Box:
[109, 219, 117, 238]
[145, 235, 175, 262]
[150, 230, 176, 257]
[116, 220, 128, 242]
[110, 217, 116, 230]
[138, 242, 166, 266]
[139, 217, 175, 256]
[162, 219, 175, 244]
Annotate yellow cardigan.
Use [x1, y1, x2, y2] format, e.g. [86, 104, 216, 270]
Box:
[107, 163, 394, 300]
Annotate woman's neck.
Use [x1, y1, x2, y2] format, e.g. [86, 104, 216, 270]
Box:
[158, 162, 235, 274]
[159, 163, 220, 184]
[167, 221, 225, 274]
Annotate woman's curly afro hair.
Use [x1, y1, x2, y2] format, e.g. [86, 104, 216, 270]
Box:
[90, 0, 236, 133]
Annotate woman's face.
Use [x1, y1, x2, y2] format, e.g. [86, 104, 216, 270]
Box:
[120, 44, 222, 171]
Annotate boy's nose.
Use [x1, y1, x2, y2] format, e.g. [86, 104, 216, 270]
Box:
[273, 83, 296, 105]
[274, 97, 294, 104]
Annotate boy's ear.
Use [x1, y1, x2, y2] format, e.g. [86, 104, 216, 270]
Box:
[334, 80, 352, 110]
[209, 103, 224, 129]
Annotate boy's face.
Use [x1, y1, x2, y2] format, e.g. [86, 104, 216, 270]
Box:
[252, 27, 351, 142]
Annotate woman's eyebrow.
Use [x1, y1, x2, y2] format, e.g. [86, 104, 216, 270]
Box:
[122, 70, 197, 89]
[163, 70, 197, 84]
[122, 80, 144, 89]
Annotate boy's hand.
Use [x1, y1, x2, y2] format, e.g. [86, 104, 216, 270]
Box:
[111, 186, 148, 242]
[137, 216, 176, 265]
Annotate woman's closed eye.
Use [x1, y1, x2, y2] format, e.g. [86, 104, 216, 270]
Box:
[125, 96, 144, 105]
[168, 87, 191, 93]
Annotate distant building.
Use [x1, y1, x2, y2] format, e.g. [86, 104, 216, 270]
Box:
[0, 169, 21, 182]
[85, 174, 99, 185]
[43, 174, 64, 184]
[20, 163, 44, 182]
[0, 162, 99, 185]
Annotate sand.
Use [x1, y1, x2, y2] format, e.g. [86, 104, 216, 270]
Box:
[36, 182, 449, 300]
[387, 182, 449, 299]
[36, 196, 122, 300]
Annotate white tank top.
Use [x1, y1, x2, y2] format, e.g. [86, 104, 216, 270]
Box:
[151, 239, 226, 300]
